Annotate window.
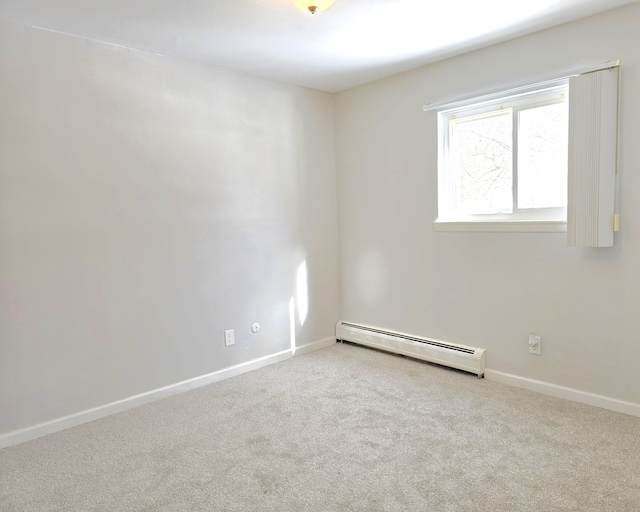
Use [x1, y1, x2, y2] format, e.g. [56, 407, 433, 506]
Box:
[436, 82, 569, 231]
[429, 62, 620, 240]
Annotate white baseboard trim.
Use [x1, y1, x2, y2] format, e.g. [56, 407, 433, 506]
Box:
[485, 369, 640, 418]
[0, 336, 336, 450]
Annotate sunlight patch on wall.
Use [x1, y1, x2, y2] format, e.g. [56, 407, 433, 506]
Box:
[296, 260, 308, 326]
[289, 260, 308, 354]
[289, 296, 297, 355]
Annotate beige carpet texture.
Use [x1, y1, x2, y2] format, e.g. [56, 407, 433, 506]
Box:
[1, 342, 639, 511]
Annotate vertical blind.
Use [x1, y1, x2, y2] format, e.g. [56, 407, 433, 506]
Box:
[567, 67, 620, 247]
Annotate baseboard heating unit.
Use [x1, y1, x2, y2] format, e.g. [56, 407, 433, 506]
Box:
[336, 321, 486, 378]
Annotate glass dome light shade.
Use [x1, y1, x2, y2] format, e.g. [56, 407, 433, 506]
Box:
[291, 0, 335, 14]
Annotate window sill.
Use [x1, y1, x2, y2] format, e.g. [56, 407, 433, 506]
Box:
[433, 220, 567, 232]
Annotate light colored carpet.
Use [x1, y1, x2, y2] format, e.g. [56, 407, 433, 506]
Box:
[1, 342, 639, 511]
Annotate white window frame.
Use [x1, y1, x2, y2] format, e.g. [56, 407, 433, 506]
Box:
[435, 82, 569, 232]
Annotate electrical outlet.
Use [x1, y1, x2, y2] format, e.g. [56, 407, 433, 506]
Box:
[528, 333, 541, 355]
[225, 329, 235, 347]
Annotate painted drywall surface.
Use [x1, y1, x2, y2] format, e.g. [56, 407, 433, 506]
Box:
[335, 3, 640, 405]
[0, 21, 340, 435]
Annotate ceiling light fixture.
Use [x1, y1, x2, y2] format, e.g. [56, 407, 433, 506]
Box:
[291, 0, 335, 15]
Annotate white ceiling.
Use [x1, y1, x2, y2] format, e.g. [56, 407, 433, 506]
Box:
[0, 0, 636, 92]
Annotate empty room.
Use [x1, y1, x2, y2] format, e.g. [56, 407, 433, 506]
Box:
[1, 0, 639, 510]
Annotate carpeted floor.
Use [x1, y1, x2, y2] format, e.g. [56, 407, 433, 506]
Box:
[1, 342, 639, 511]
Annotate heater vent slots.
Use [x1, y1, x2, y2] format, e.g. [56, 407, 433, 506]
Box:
[336, 321, 486, 378]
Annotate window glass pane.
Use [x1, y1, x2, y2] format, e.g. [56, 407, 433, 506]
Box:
[517, 102, 568, 209]
[451, 110, 512, 214]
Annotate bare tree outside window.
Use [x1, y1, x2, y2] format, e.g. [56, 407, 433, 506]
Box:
[451, 111, 513, 214]
[518, 103, 568, 209]
[445, 92, 568, 219]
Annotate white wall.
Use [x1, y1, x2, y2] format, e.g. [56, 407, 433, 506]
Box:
[335, 4, 640, 406]
[0, 20, 341, 435]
